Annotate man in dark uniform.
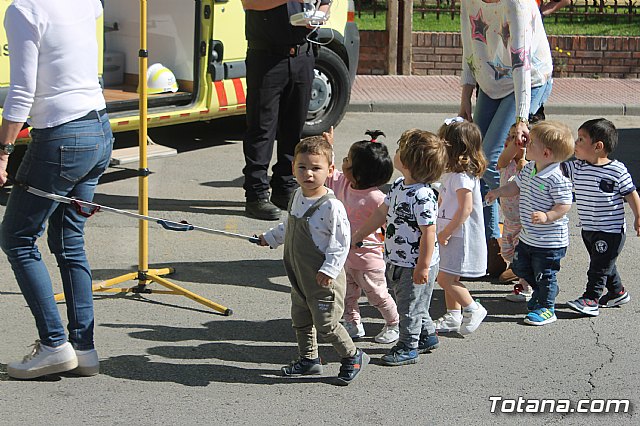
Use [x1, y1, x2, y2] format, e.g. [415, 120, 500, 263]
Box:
[242, 0, 331, 220]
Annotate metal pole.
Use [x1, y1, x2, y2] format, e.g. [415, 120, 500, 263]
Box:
[138, 0, 149, 278]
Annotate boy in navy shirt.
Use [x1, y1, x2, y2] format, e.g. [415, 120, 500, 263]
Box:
[563, 118, 640, 316]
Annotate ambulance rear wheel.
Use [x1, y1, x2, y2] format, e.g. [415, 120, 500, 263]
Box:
[303, 47, 350, 137]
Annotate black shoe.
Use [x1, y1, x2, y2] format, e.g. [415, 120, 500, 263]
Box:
[336, 348, 369, 386]
[270, 193, 292, 211]
[281, 357, 323, 376]
[245, 199, 281, 220]
[417, 332, 439, 354]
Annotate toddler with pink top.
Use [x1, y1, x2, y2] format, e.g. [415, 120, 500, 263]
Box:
[324, 128, 400, 344]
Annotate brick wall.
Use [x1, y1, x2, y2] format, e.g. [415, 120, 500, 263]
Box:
[358, 30, 640, 78]
[412, 32, 462, 76]
[357, 30, 389, 75]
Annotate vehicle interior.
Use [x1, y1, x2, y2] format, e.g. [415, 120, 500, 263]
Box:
[101, 0, 198, 113]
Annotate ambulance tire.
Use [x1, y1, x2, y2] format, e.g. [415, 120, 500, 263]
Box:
[303, 47, 350, 137]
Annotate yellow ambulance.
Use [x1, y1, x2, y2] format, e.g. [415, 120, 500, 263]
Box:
[0, 0, 359, 142]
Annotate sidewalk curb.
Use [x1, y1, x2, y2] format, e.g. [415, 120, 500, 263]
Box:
[348, 101, 640, 116]
[348, 101, 458, 114]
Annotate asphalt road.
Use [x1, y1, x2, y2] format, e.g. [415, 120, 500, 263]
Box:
[1, 112, 639, 425]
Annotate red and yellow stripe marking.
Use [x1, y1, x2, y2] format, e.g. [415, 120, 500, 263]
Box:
[213, 78, 247, 112]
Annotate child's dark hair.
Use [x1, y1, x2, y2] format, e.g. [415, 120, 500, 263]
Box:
[295, 135, 333, 165]
[578, 118, 618, 153]
[348, 140, 394, 189]
[397, 129, 448, 184]
[437, 120, 487, 178]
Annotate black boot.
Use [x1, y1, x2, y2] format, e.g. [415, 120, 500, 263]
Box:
[270, 192, 292, 211]
[245, 199, 281, 220]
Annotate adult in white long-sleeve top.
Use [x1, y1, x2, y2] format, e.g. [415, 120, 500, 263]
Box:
[458, 0, 553, 276]
[1, 0, 114, 380]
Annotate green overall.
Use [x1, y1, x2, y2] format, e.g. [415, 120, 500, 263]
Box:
[283, 193, 356, 360]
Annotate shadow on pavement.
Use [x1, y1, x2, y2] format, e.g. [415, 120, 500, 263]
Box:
[100, 319, 294, 343]
[113, 116, 245, 154]
[91, 193, 247, 217]
[91, 259, 289, 294]
[99, 355, 337, 387]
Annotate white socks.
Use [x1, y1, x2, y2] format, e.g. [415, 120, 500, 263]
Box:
[447, 309, 463, 321]
[463, 301, 479, 312]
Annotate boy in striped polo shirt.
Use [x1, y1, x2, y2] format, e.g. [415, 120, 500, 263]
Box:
[486, 121, 575, 325]
[563, 118, 640, 317]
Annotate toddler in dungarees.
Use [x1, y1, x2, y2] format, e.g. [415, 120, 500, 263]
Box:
[258, 136, 369, 385]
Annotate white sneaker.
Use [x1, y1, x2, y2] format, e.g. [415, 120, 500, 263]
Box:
[344, 321, 365, 339]
[71, 349, 100, 376]
[8, 341, 78, 380]
[434, 312, 462, 333]
[374, 324, 399, 344]
[459, 303, 488, 335]
[506, 289, 533, 303]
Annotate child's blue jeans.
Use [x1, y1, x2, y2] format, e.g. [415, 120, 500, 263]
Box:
[511, 242, 566, 311]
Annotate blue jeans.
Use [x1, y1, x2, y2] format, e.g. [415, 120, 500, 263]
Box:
[386, 263, 438, 349]
[474, 80, 553, 240]
[1, 112, 113, 350]
[511, 242, 566, 311]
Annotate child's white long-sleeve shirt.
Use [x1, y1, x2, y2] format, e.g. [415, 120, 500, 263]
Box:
[263, 188, 351, 279]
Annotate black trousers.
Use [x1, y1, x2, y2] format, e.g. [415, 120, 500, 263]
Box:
[242, 48, 315, 201]
[581, 229, 626, 301]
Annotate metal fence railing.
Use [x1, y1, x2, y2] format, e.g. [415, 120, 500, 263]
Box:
[356, 0, 640, 24]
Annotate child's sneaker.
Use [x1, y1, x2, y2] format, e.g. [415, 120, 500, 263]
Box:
[417, 333, 439, 354]
[434, 312, 461, 333]
[459, 302, 487, 335]
[506, 283, 533, 303]
[344, 321, 365, 339]
[281, 357, 323, 376]
[70, 348, 100, 376]
[598, 290, 631, 308]
[336, 348, 369, 386]
[567, 297, 599, 317]
[8, 341, 78, 380]
[524, 308, 557, 326]
[380, 342, 418, 366]
[374, 324, 399, 344]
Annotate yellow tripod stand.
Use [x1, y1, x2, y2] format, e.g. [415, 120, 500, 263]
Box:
[55, 0, 232, 315]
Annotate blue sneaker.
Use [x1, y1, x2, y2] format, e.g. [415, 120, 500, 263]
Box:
[336, 348, 369, 386]
[380, 343, 418, 366]
[417, 333, 439, 354]
[524, 308, 557, 326]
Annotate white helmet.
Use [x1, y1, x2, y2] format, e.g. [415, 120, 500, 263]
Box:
[145, 63, 178, 94]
